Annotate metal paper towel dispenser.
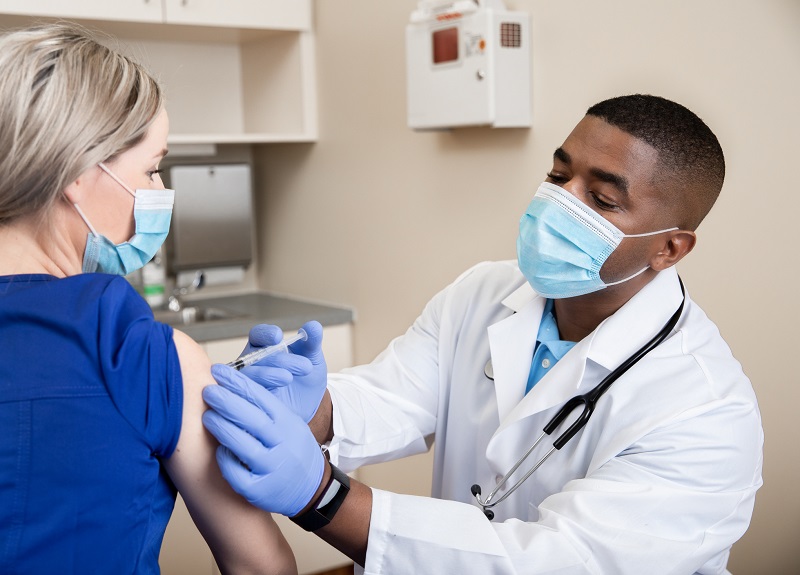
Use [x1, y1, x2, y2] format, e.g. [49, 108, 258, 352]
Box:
[166, 163, 253, 273]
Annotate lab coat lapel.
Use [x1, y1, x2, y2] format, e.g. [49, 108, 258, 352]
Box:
[586, 267, 684, 371]
[487, 281, 594, 429]
[488, 329, 594, 448]
[487, 291, 543, 423]
[485, 268, 685, 468]
[485, 287, 592, 475]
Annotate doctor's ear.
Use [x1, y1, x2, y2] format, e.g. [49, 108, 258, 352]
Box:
[650, 230, 697, 271]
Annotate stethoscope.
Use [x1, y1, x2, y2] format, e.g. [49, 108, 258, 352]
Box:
[471, 280, 686, 520]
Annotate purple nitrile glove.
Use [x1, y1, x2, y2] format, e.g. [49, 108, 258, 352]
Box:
[202, 364, 325, 517]
[240, 320, 327, 423]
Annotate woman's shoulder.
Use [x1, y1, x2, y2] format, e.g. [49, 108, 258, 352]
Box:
[70, 272, 144, 299]
[71, 273, 155, 325]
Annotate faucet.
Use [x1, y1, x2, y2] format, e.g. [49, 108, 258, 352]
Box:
[168, 270, 205, 312]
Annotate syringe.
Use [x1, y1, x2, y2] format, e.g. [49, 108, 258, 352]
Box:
[226, 328, 308, 371]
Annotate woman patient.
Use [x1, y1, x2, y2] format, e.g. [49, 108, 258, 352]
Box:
[0, 23, 296, 574]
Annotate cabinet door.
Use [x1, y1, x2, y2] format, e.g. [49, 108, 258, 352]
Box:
[0, 0, 162, 23]
[163, 0, 310, 31]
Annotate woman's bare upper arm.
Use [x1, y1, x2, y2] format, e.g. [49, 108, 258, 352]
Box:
[163, 328, 297, 575]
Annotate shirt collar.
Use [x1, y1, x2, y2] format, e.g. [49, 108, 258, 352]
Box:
[503, 267, 685, 370]
[537, 299, 575, 360]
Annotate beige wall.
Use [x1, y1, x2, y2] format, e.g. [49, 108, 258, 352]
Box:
[254, 1, 800, 572]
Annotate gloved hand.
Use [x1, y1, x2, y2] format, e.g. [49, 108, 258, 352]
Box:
[240, 320, 328, 423]
[202, 364, 326, 517]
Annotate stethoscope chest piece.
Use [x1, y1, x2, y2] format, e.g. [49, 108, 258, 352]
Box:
[484, 359, 494, 380]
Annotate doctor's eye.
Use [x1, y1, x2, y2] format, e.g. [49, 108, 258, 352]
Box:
[147, 168, 164, 180]
[589, 193, 618, 211]
[546, 172, 568, 184]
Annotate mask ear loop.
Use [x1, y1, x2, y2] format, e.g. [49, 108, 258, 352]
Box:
[72, 203, 100, 237]
[98, 162, 137, 198]
[604, 227, 681, 287]
[71, 163, 139, 237]
[621, 226, 679, 238]
[603, 265, 650, 287]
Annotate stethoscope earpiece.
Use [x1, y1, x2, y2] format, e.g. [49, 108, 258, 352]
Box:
[471, 484, 494, 519]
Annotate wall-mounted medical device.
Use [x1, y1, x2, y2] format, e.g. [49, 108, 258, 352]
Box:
[406, 0, 531, 130]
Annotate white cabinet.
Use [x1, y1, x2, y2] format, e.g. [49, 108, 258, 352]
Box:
[163, 0, 310, 30]
[0, 0, 161, 23]
[159, 323, 355, 575]
[0, 0, 309, 29]
[0, 1, 317, 144]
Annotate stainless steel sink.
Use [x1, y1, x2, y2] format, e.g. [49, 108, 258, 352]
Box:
[152, 305, 243, 326]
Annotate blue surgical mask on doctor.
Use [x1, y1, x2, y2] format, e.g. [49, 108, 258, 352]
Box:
[517, 182, 677, 299]
[72, 162, 174, 276]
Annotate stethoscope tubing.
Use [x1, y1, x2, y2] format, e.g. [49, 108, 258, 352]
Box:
[481, 432, 554, 508]
[473, 279, 686, 519]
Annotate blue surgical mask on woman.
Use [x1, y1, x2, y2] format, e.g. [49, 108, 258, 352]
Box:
[517, 182, 677, 299]
[72, 162, 174, 276]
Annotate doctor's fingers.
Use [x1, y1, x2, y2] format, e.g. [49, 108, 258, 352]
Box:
[248, 324, 283, 348]
[242, 352, 312, 378]
[288, 321, 325, 364]
[203, 380, 299, 443]
[211, 363, 291, 401]
[203, 410, 279, 475]
[203, 380, 279, 438]
[240, 364, 295, 390]
[215, 446, 266, 499]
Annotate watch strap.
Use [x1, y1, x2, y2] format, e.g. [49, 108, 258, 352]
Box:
[291, 462, 350, 532]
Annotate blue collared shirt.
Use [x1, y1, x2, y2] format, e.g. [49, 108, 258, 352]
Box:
[526, 299, 576, 394]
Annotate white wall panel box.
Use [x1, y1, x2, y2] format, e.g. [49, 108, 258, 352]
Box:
[406, 0, 531, 130]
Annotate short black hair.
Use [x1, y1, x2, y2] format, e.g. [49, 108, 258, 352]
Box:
[586, 94, 725, 230]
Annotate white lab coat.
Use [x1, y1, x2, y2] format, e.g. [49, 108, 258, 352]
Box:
[327, 261, 763, 575]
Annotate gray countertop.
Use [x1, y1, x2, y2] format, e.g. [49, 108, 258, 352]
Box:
[158, 292, 353, 343]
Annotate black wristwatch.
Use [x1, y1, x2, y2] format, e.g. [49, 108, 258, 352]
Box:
[291, 460, 351, 532]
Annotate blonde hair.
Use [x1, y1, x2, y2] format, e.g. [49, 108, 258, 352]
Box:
[0, 22, 163, 225]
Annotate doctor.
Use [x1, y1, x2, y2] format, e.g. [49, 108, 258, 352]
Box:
[202, 94, 763, 574]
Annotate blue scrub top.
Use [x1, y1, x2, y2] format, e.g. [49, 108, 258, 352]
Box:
[0, 273, 183, 574]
